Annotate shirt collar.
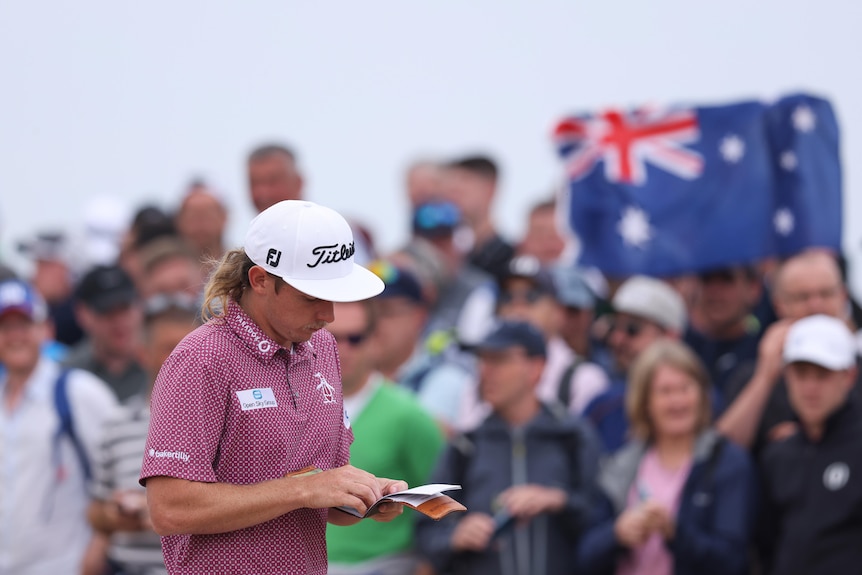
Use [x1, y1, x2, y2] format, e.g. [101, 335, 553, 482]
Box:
[224, 300, 285, 364]
[223, 300, 319, 364]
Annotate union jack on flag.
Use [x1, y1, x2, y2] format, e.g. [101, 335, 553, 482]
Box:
[554, 94, 842, 278]
[553, 107, 704, 186]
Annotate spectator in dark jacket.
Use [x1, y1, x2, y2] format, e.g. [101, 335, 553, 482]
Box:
[577, 339, 755, 575]
[758, 314, 862, 575]
[416, 320, 600, 575]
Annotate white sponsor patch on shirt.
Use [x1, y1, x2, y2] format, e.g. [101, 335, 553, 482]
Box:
[236, 387, 278, 411]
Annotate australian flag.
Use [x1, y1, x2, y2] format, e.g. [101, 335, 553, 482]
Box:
[554, 93, 842, 277]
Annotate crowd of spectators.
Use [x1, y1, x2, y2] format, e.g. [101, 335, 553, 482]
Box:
[1, 141, 860, 575]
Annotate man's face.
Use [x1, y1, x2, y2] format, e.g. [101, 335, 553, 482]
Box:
[175, 190, 226, 254]
[478, 346, 542, 413]
[329, 302, 375, 394]
[248, 154, 303, 213]
[607, 312, 666, 373]
[372, 297, 425, 366]
[559, 305, 594, 355]
[441, 168, 493, 226]
[78, 302, 143, 359]
[518, 208, 565, 265]
[696, 268, 760, 332]
[785, 361, 854, 429]
[143, 317, 195, 380]
[140, 256, 205, 300]
[0, 313, 44, 372]
[497, 278, 561, 337]
[774, 256, 846, 321]
[256, 276, 334, 346]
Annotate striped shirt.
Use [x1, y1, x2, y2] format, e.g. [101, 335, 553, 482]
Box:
[90, 395, 166, 575]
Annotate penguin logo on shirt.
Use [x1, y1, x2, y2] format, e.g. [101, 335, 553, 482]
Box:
[823, 462, 850, 491]
[314, 372, 336, 404]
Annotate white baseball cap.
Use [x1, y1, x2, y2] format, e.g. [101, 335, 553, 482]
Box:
[612, 275, 687, 333]
[244, 200, 384, 302]
[783, 314, 857, 370]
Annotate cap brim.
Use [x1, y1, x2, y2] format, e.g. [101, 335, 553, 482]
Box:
[284, 263, 385, 303]
[784, 351, 852, 371]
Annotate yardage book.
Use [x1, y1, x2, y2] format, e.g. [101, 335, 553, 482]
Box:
[287, 466, 466, 520]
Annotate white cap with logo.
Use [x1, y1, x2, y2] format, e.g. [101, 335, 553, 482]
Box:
[783, 314, 857, 370]
[244, 200, 384, 302]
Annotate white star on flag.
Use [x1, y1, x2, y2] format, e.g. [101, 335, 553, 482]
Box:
[792, 105, 816, 133]
[617, 206, 654, 248]
[719, 134, 745, 163]
[774, 207, 795, 236]
[779, 150, 798, 171]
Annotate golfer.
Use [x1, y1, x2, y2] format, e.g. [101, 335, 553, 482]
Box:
[141, 200, 406, 574]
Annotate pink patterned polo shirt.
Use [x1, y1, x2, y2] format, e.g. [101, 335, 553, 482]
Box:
[140, 300, 352, 575]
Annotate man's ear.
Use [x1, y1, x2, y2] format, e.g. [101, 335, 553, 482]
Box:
[247, 265, 269, 294]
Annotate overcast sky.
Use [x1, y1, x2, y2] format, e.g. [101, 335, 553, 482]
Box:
[1, 1, 860, 291]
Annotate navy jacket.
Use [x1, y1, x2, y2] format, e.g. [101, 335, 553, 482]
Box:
[416, 403, 600, 575]
[577, 430, 756, 575]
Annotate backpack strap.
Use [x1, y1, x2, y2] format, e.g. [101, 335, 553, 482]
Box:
[53, 369, 92, 480]
[556, 356, 585, 409]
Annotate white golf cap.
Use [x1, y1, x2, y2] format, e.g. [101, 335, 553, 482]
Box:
[244, 200, 384, 302]
[612, 275, 687, 333]
[783, 314, 857, 370]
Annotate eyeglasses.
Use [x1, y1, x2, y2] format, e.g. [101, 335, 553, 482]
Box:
[609, 318, 646, 338]
[499, 288, 547, 306]
[334, 332, 369, 347]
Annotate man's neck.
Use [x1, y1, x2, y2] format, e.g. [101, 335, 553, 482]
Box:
[342, 371, 374, 398]
[501, 398, 540, 427]
[471, 219, 496, 249]
[802, 422, 825, 443]
[2, 364, 36, 413]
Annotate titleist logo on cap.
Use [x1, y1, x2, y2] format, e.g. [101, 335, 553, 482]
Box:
[307, 242, 355, 268]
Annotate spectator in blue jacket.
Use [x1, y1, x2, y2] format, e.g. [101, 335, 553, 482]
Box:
[416, 320, 600, 575]
[577, 339, 755, 575]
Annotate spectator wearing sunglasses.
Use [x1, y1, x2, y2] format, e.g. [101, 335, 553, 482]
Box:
[326, 299, 444, 575]
[583, 275, 688, 453]
[684, 265, 765, 415]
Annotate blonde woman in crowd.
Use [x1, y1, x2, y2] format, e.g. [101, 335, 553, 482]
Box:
[577, 339, 755, 575]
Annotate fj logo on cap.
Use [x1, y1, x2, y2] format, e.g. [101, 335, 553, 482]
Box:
[266, 249, 282, 267]
[308, 242, 355, 268]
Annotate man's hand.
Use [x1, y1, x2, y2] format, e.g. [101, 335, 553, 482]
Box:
[496, 484, 567, 520]
[289, 465, 383, 515]
[450, 512, 496, 552]
[754, 319, 795, 385]
[369, 477, 408, 523]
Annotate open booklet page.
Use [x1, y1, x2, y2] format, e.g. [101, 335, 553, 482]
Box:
[336, 484, 466, 520]
[286, 466, 467, 520]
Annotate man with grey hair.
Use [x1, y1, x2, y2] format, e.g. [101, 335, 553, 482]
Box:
[582, 275, 688, 452]
[247, 143, 304, 212]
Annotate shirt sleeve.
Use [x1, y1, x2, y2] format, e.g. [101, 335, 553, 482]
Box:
[139, 344, 229, 485]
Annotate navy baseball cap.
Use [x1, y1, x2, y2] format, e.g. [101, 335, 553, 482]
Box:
[75, 264, 138, 313]
[368, 260, 425, 304]
[501, 255, 557, 298]
[474, 320, 547, 358]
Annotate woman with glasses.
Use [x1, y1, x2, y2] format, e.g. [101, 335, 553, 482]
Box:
[577, 339, 755, 575]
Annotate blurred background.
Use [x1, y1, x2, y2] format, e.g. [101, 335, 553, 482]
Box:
[1, 0, 860, 292]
